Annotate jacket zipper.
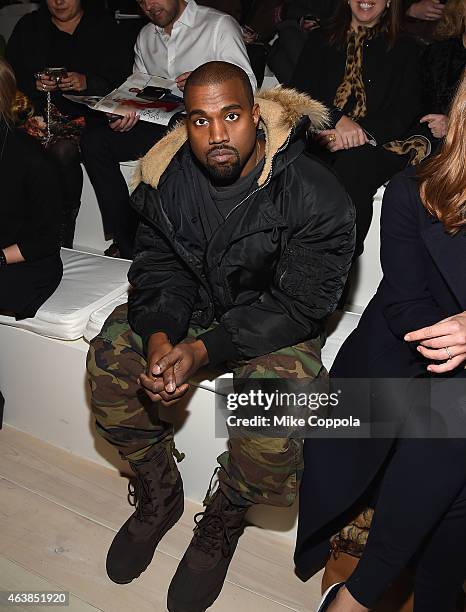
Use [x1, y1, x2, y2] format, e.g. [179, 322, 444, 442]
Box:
[224, 131, 293, 221]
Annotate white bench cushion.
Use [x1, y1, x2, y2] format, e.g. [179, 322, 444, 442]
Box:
[0, 248, 130, 341]
[84, 294, 128, 342]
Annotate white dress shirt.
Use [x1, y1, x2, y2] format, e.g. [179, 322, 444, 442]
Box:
[133, 0, 257, 91]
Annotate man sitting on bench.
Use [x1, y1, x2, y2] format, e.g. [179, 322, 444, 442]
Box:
[86, 61, 355, 611]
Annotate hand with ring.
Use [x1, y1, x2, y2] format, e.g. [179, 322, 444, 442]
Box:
[316, 129, 345, 152]
[58, 72, 87, 93]
[404, 311, 466, 373]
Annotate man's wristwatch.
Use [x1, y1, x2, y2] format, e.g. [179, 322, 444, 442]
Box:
[0, 250, 7, 266]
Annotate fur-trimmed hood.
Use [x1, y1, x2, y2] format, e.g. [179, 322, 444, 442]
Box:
[133, 87, 329, 190]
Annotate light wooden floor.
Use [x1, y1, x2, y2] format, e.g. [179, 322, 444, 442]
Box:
[0, 426, 322, 612]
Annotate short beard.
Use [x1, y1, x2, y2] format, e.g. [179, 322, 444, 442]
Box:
[148, 7, 178, 28]
[205, 150, 242, 184]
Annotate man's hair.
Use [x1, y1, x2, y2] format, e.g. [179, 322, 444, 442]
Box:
[184, 61, 254, 107]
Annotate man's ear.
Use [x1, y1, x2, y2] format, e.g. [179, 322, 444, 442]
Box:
[252, 102, 260, 127]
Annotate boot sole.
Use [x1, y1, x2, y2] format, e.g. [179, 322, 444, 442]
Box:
[167, 581, 224, 612]
[107, 499, 184, 584]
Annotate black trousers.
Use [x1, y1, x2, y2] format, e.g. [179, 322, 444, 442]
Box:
[80, 122, 166, 259]
[315, 143, 408, 258]
[347, 438, 466, 611]
[0, 254, 63, 319]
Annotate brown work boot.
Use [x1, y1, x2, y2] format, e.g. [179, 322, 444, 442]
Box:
[167, 470, 249, 612]
[106, 441, 184, 584]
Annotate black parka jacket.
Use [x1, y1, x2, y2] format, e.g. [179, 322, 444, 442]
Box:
[127, 88, 355, 365]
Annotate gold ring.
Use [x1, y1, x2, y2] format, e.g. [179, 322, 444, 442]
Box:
[444, 346, 452, 360]
[328, 134, 336, 142]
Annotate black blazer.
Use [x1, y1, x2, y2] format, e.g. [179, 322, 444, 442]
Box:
[289, 29, 423, 144]
[294, 168, 466, 577]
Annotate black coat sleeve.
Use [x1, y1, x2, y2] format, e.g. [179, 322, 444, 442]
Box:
[16, 136, 61, 261]
[380, 173, 443, 338]
[127, 187, 201, 350]
[200, 163, 356, 362]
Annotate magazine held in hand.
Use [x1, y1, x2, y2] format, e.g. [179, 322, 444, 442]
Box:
[65, 73, 184, 125]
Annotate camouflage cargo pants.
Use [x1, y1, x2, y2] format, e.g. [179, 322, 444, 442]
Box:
[87, 304, 326, 507]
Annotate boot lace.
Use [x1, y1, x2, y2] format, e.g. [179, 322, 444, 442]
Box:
[193, 510, 233, 558]
[127, 471, 157, 520]
[127, 442, 185, 521]
[191, 467, 241, 558]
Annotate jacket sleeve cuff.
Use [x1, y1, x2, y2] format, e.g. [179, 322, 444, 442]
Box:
[198, 324, 240, 367]
[329, 107, 344, 129]
[135, 312, 187, 354]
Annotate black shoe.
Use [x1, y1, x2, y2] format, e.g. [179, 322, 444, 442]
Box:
[316, 582, 344, 612]
[167, 476, 249, 612]
[106, 441, 184, 584]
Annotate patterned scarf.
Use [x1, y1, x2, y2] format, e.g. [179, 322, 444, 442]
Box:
[333, 24, 383, 120]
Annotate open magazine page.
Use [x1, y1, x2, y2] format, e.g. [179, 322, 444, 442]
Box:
[65, 73, 185, 126]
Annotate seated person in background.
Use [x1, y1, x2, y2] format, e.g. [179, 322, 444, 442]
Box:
[419, 0, 466, 141]
[240, 0, 285, 86]
[86, 62, 354, 610]
[81, 0, 256, 260]
[404, 0, 448, 40]
[267, 0, 343, 82]
[6, 0, 132, 248]
[266, 0, 447, 82]
[289, 0, 427, 259]
[0, 59, 62, 319]
[296, 68, 466, 612]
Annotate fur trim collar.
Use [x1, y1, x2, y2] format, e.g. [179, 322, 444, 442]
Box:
[133, 87, 329, 189]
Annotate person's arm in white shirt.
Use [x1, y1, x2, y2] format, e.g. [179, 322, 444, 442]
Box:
[214, 15, 257, 92]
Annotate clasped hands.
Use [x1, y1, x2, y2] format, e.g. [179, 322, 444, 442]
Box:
[139, 332, 209, 406]
[317, 115, 368, 152]
[405, 312, 466, 374]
